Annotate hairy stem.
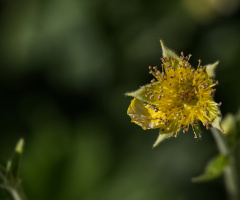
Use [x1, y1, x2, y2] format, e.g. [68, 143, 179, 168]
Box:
[0, 185, 27, 200]
[211, 128, 239, 200]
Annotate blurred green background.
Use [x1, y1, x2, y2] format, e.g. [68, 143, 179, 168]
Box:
[0, 0, 240, 199]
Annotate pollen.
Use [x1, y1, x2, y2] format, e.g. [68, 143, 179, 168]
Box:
[126, 41, 223, 147]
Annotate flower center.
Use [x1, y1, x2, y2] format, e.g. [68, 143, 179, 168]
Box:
[177, 86, 197, 104]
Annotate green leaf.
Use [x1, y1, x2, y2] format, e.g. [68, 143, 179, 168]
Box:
[192, 154, 229, 182]
[126, 82, 162, 104]
[206, 61, 219, 78]
[160, 40, 180, 60]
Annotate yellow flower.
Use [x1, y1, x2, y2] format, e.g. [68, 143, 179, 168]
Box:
[126, 41, 224, 147]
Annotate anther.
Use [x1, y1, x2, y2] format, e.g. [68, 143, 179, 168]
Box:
[164, 120, 167, 126]
[151, 79, 156, 83]
[158, 95, 161, 100]
[148, 66, 152, 70]
[194, 132, 197, 138]
[201, 66, 206, 72]
[162, 94, 165, 98]
[205, 110, 209, 116]
[218, 102, 222, 107]
[150, 95, 154, 99]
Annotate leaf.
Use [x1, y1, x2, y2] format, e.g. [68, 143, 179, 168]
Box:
[160, 40, 180, 60]
[126, 82, 162, 104]
[153, 132, 173, 148]
[206, 61, 219, 78]
[192, 154, 229, 182]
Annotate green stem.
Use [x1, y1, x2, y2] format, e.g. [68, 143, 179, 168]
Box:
[211, 128, 239, 200]
[9, 188, 22, 200]
[0, 185, 27, 200]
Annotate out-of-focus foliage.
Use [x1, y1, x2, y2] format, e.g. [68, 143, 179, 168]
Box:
[192, 155, 229, 182]
[0, 0, 240, 200]
[0, 139, 26, 200]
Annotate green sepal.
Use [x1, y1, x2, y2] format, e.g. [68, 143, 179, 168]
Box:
[153, 132, 173, 148]
[192, 154, 229, 182]
[212, 115, 225, 133]
[206, 61, 219, 78]
[126, 82, 162, 104]
[160, 40, 180, 60]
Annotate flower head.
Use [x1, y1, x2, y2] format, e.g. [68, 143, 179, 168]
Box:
[126, 41, 223, 147]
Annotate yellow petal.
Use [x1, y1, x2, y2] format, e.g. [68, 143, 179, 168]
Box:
[127, 98, 159, 130]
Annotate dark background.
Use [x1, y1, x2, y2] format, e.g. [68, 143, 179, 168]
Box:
[0, 0, 240, 199]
